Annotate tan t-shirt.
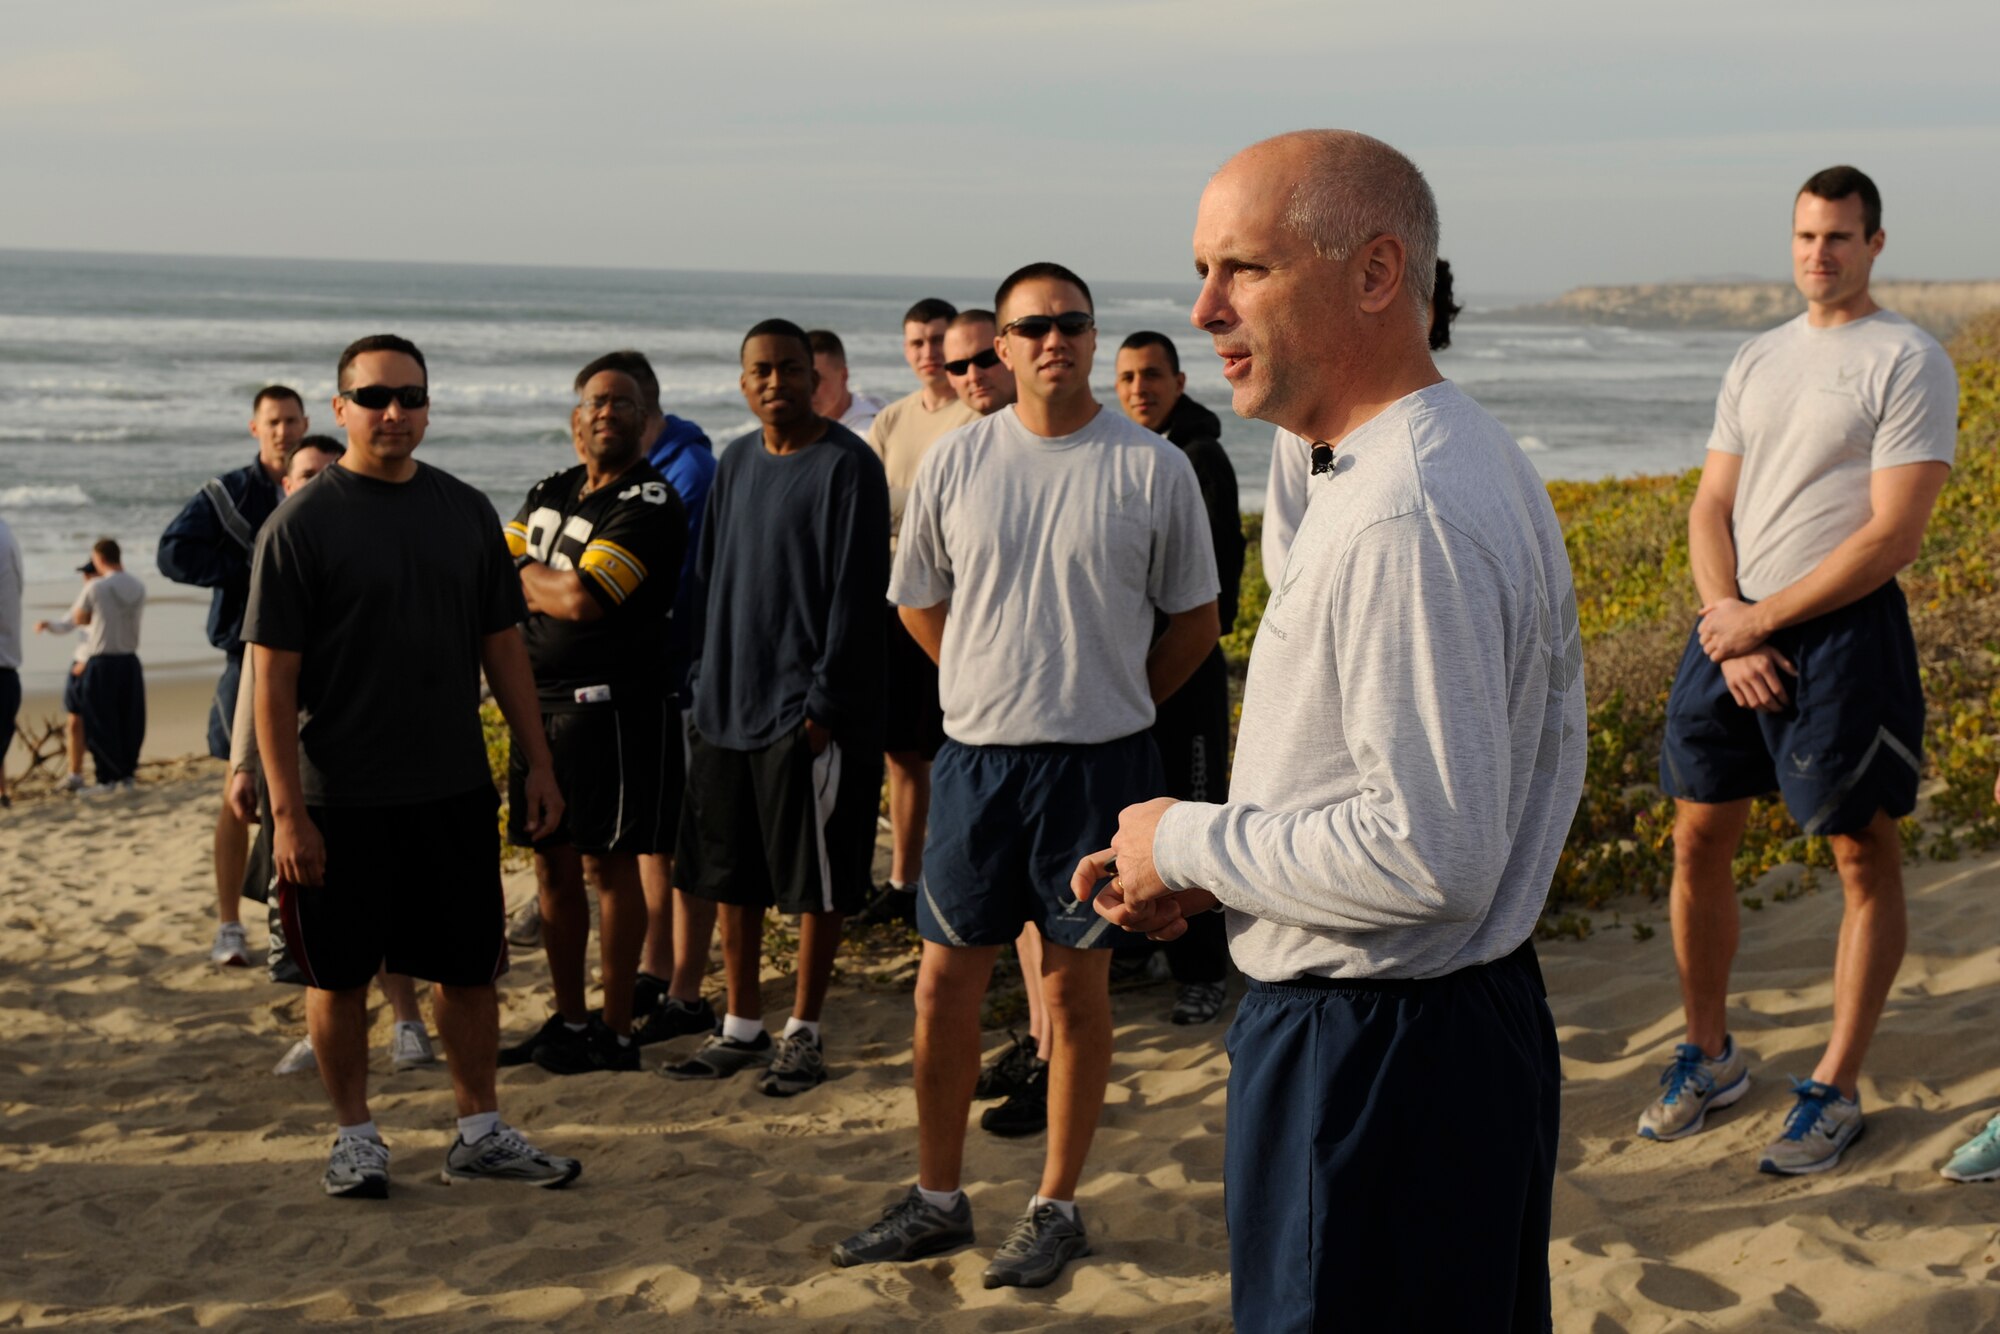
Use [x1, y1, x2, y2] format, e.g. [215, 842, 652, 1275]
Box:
[865, 389, 978, 547]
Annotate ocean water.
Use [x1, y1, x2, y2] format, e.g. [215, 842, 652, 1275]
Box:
[0, 248, 1748, 588]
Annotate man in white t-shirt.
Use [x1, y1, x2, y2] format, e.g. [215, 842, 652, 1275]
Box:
[833, 263, 1219, 1290]
[1645, 166, 1957, 1176]
[808, 329, 886, 436]
[38, 539, 148, 792]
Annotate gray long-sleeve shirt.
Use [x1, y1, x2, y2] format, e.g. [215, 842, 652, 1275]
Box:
[1153, 382, 1586, 981]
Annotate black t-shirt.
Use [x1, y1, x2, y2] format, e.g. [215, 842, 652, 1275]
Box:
[505, 460, 687, 710]
[243, 461, 527, 807]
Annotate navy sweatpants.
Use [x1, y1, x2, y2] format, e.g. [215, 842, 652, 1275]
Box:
[1225, 942, 1559, 1333]
[78, 654, 145, 784]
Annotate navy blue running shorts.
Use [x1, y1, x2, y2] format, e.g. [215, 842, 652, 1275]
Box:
[1226, 942, 1559, 1333]
[917, 730, 1164, 951]
[207, 652, 242, 761]
[1659, 580, 1923, 837]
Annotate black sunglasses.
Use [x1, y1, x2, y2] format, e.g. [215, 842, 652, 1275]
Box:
[340, 385, 429, 411]
[1002, 312, 1094, 340]
[944, 349, 1002, 376]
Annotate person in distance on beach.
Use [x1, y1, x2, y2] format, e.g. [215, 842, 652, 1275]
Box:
[810, 329, 888, 436]
[666, 319, 889, 1096]
[0, 515, 18, 810]
[158, 385, 299, 967]
[245, 333, 579, 1199]
[851, 298, 979, 931]
[1113, 330, 1245, 1029]
[835, 263, 1219, 1289]
[496, 365, 688, 1076]
[1261, 258, 1462, 576]
[37, 539, 149, 795]
[1647, 167, 1956, 1175]
[34, 561, 100, 794]
[1077, 131, 1583, 1332]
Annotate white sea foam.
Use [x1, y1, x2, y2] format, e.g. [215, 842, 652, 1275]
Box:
[0, 484, 94, 507]
[1516, 435, 1550, 453]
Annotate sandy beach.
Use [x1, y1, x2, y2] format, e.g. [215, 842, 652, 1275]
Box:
[2, 740, 1997, 1332]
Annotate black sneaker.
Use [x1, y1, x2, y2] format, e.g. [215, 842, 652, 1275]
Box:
[1169, 981, 1229, 1026]
[980, 1061, 1048, 1137]
[632, 971, 669, 1015]
[533, 1017, 642, 1075]
[975, 1031, 1038, 1101]
[660, 1029, 773, 1080]
[831, 1186, 976, 1266]
[851, 883, 918, 929]
[499, 1013, 579, 1068]
[633, 994, 718, 1047]
[1108, 952, 1161, 992]
[982, 1202, 1090, 1289]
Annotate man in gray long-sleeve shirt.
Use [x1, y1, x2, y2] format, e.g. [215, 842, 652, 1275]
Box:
[1077, 132, 1586, 1333]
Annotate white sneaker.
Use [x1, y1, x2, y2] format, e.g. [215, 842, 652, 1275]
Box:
[389, 1022, 439, 1071]
[273, 1037, 318, 1075]
[209, 922, 250, 967]
[58, 774, 85, 793]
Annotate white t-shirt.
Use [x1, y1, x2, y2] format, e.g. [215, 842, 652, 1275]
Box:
[79, 570, 146, 657]
[838, 392, 887, 438]
[0, 519, 21, 671]
[1710, 310, 1957, 602]
[889, 403, 1219, 747]
[1262, 426, 1312, 577]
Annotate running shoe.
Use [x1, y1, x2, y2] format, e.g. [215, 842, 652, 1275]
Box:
[1108, 952, 1167, 993]
[505, 898, 543, 949]
[761, 1030, 827, 1097]
[499, 1013, 579, 1068]
[1940, 1112, 2000, 1183]
[975, 1031, 1039, 1101]
[534, 1017, 641, 1075]
[389, 1022, 440, 1072]
[850, 883, 918, 930]
[209, 922, 250, 968]
[981, 1201, 1091, 1289]
[58, 774, 85, 793]
[441, 1123, 581, 1188]
[660, 1029, 772, 1080]
[633, 994, 718, 1047]
[323, 1134, 390, 1199]
[830, 1186, 976, 1267]
[1637, 1035, 1749, 1141]
[273, 1037, 317, 1075]
[981, 1060, 1048, 1138]
[1170, 981, 1229, 1026]
[1758, 1079, 1864, 1175]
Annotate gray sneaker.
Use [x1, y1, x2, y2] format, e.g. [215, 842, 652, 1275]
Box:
[760, 1030, 827, 1097]
[661, 1029, 772, 1080]
[323, 1134, 390, 1199]
[440, 1124, 581, 1189]
[982, 1201, 1091, 1289]
[389, 1022, 439, 1072]
[209, 922, 250, 968]
[1637, 1036, 1749, 1141]
[505, 897, 542, 949]
[1758, 1079, 1864, 1175]
[831, 1186, 976, 1266]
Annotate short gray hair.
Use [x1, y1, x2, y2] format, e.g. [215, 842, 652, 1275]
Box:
[1271, 130, 1438, 311]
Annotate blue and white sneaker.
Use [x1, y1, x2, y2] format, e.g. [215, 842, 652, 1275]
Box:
[1758, 1079, 1864, 1175]
[1637, 1036, 1749, 1140]
[1939, 1112, 2000, 1183]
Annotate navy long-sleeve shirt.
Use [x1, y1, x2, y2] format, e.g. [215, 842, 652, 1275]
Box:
[686, 421, 889, 750]
[157, 457, 281, 653]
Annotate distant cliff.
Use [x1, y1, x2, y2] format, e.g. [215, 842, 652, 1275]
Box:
[1513, 281, 2000, 339]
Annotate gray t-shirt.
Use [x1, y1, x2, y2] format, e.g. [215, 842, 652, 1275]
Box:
[0, 519, 21, 671]
[889, 403, 1219, 747]
[80, 571, 146, 657]
[1710, 310, 1957, 602]
[1154, 383, 1587, 982]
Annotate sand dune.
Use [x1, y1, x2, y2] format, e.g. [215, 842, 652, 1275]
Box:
[3, 763, 1998, 1331]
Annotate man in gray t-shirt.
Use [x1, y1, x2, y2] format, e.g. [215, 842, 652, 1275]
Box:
[1649, 166, 1957, 1177]
[833, 263, 1218, 1290]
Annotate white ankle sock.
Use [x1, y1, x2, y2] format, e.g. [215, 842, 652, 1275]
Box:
[457, 1111, 501, 1143]
[781, 1016, 821, 1041]
[336, 1120, 379, 1143]
[722, 1013, 764, 1044]
[917, 1185, 963, 1211]
[1031, 1194, 1077, 1221]
[889, 880, 909, 892]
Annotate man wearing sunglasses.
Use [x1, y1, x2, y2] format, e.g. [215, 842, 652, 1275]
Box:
[941, 309, 1015, 417]
[245, 333, 579, 1200]
[836, 263, 1219, 1289]
[852, 298, 979, 931]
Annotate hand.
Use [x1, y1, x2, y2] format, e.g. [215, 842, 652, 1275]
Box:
[1697, 598, 1769, 662]
[1088, 879, 1221, 941]
[1719, 646, 1797, 713]
[274, 812, 327, 888]
[1067, 796, 1181, 909]
[70, 662, 84, 679]
[520, 760, 565, 841]
[226, 769, 259, 825]
[803, 717, 831, 757]
[33, 620, 50, 634]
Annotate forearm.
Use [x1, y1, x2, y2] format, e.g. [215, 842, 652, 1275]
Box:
[1687, 502, 1741, 609]
[518, 563, 601, 622]
[229, 658, 259, 770]
[898, 602, 948, 666]
[1147, 602, 1220, 704]
[1745, 522, 1912, 635]
[253, 647, 306, 818]
[481, 629, 552, 766]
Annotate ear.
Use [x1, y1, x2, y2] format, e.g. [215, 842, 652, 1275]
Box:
[996, 330, 1018, 374]
[248, 417, 259, 439]
[331, 396, 349, 429]
[1868, 227, 1885, 259]
[1173, 371, 1186, 394]
[1355, 234, 1407, 316]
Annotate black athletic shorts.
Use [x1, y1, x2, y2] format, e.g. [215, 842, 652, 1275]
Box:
[507, 698, 683, 855]
[676, 724, 884, 915]
[274, 784, 509, 991]
[882, 605, 945, 759]
[61, 667, 85, 716]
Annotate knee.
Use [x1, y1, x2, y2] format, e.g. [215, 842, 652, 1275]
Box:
[1041, 970, 1110, 1028]
[915, 956, 984, 1018]
[1671, 815, 1739, 876]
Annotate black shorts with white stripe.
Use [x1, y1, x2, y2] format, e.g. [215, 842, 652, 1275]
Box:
[508, 698, 684, 856]
[675, 724, 883, 916]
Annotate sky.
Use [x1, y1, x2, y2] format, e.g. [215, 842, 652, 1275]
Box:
[3, 0, 1996, 299]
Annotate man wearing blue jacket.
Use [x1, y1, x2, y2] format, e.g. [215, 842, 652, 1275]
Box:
[159, 384, 300, 966]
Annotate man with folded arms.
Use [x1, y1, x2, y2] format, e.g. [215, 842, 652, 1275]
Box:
[247, 333, 579, 1198]
[1080, 132, 1584, 1332]
[835, 263, 1218, 1289]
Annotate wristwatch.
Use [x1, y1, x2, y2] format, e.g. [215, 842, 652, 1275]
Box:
[513, 553, 535, 571]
